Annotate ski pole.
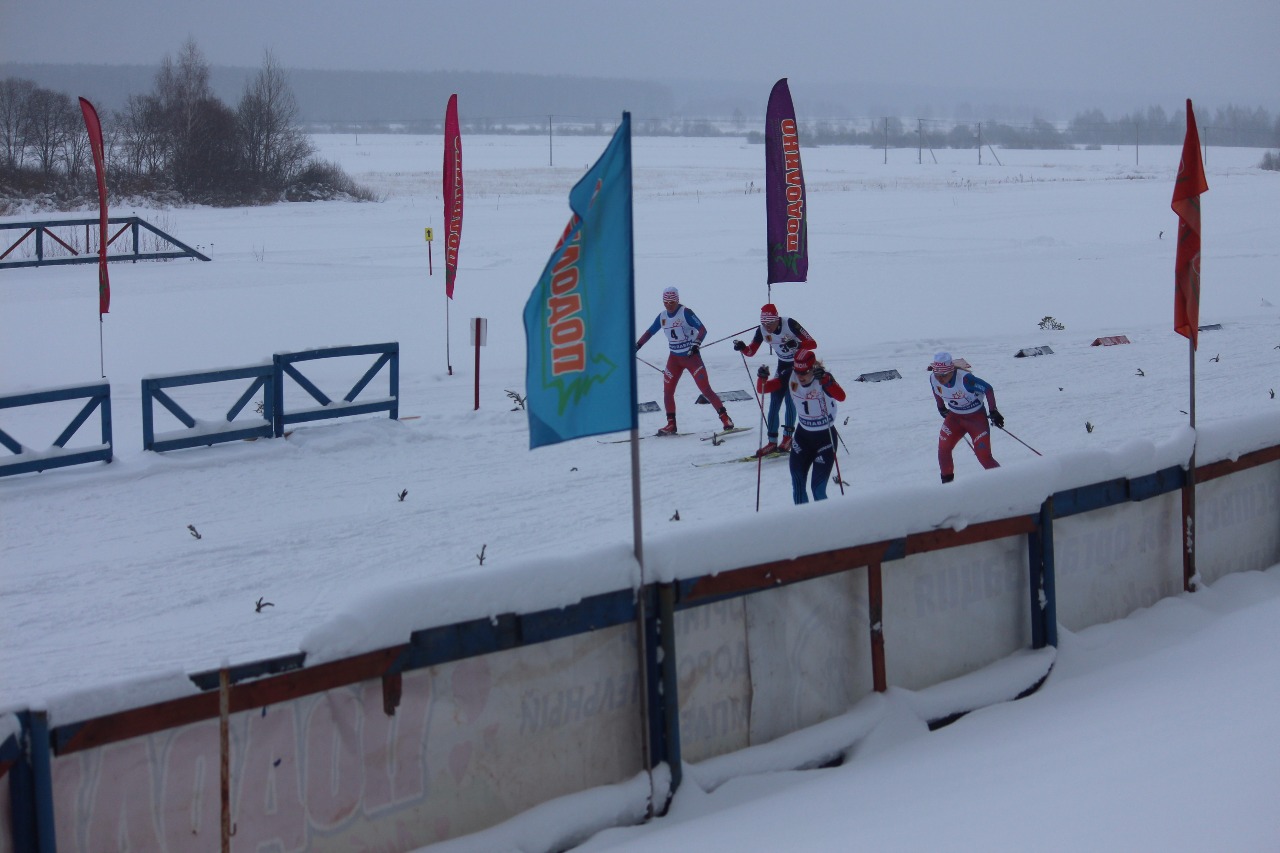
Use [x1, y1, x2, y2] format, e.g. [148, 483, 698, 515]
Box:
[705, 326, 758, 349]
[833, 418, 852, 455]
[740, 353, 769, 513]
[739, 354, 769, 421]
[997, 425, 1042, 456]
[829, 426, 846, 496]
[636, 355, 666, 374]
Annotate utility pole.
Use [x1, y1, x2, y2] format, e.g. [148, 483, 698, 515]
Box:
[977, 123, 982, 165]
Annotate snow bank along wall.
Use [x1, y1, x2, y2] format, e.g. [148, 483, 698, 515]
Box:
[3, 436, 1278, 851]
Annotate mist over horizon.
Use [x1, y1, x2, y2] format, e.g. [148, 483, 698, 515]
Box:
[4, 61, 1275, 130]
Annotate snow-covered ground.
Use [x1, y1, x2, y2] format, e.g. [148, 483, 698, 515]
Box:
[2, 133, 1278, 850]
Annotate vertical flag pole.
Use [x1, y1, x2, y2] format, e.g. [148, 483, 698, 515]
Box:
[1172, 98, 1208, 592]
[618, 112, 664, 810]
[79, 97, 110, 377]
[522, 114, 661, 806]
[1184, 338, 1197, 590]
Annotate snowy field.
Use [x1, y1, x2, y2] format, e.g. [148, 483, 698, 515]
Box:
[2, 132, 1278, 849]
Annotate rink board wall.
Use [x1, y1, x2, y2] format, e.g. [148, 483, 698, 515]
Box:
[3, 445, 1277, 851]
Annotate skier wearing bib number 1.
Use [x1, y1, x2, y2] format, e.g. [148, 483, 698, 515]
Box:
[756, 349, 845, 504]
[635, 286, 734, 436]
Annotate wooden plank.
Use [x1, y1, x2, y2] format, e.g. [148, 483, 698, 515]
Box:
[1197, 444, 1280, 483]
[55, 647, 404, 755]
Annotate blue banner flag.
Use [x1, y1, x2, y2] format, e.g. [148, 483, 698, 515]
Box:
[524, 114, 636, 449]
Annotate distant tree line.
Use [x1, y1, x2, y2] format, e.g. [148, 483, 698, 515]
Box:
[759, 105, 1280, 151]
[0, 40, 373, 210]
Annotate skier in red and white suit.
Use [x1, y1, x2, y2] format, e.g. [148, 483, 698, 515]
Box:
[635, 286, 734, 436]
[929, 351, 1002, 483]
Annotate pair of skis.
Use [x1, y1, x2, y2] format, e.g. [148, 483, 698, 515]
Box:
[693, 449, 787, 468]
[598, 426, 751, 444]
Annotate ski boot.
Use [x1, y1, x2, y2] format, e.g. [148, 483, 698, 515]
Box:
[755, 440, 778, 458]
[717, 407, 734, 430]
[778, 433, 794, 453]
[656, 417, 678, 437]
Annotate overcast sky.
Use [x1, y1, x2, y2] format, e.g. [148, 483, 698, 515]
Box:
[5, 0, 1279, 111]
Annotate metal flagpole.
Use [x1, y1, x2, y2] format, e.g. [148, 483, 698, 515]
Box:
[618, 112, 666, 815]
[446, 297, 453, 375]
[1183, 337, 1197, 591]
[631, 422, 652, 810]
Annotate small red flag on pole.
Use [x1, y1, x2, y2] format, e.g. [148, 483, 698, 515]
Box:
[1171, 99, 1208, 349]
[78, 97, 110, 315]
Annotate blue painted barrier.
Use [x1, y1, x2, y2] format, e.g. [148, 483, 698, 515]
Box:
[0, 381, 112, 477]
[141, 364, 276, 452]
[0, 216, 210, 270]
[273, 343, 399, 437]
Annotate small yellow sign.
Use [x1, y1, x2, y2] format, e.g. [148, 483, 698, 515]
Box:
[424, 228, 434, 242]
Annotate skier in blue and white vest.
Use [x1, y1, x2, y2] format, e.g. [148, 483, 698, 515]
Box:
[734, 303, 816, 457]
[636, 286, 734, 436]
[928, 351, 1002, 483]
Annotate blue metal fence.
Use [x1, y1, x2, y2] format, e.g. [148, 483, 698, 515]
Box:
[273, 343, 399, 437]
[0, 382, 112, 477]
[0, 216, 210, 270]
[141, 364, 276, 452]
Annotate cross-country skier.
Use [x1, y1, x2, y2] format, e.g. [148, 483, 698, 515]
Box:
[928, 351, 1003, 483]
[757, 348, 845, 504]
[635, 286, 734, 436]
[733, 303, 816, 457]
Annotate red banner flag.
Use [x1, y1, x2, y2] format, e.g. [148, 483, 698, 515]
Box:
[443, 94, 464, 299]
[78, 97, 110, 314]
[1172, 99, 1208, 349]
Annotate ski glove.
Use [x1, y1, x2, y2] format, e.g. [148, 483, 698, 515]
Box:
[813, 366, 827, 382]
[689, 344, 700, 357]
[938, 405, 948, 418]
[990, 409, 1005, 429]
[732, 339, 747, 352]
[757, 364, 771, 379]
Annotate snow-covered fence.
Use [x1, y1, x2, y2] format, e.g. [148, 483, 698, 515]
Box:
[2, 434, 1277, 851]
[0, 216, 210, 270]
[0, 381, 112, 477]
[138, 342, 399, 453]
[273, 343, 399, 437]
[141, 364, 276, 452]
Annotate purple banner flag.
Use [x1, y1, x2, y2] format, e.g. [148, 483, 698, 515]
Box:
[765, 78, 808, 284]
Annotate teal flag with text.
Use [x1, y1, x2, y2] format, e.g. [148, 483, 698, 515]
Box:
[523, 114, 636, 448]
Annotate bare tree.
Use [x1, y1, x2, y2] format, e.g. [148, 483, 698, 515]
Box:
[155, 37, 213, 139]
[237, 50, 314, 191]
[0, 77, 37, 169]
[26, 88, 76, 177]
[61, 113, 90, 181]
[155, 38, 220, 192]
[117, 93, 168, 177]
